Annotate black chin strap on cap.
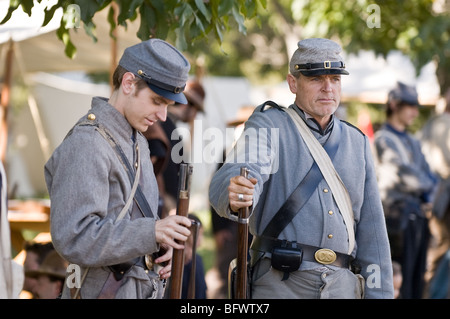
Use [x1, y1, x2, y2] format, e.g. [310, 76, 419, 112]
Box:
[137, 69, 186, 94]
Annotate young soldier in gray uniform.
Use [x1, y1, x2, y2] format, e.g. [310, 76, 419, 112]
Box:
[374, 82, 437, 299]
[209, 38, 394, 299]
[45, 39, 192, 299]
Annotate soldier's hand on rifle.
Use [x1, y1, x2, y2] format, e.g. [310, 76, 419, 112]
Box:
[228, 175, 258, 213]
[155, 215, 191, 250]
[154, 243, 172, 279]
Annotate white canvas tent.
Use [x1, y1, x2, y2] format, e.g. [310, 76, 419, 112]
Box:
[0, 1, 143, 198]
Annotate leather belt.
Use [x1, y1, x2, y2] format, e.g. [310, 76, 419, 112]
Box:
[251, 236, 352, 269]
[108, 255, 149, 280]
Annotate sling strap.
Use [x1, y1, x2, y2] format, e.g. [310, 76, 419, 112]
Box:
[93, 123, 154, 219]
[69, 118, 154, 219]
[285, 107, 355, 254]
[258, 108, 341, 239]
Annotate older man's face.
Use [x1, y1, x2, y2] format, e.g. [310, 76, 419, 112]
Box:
[287, 73, 341, 127]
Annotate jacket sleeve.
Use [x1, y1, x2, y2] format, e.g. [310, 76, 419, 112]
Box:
[208, 108, 279, 222]
[45, 128, 159, 267]
[357, 136, 394, 298]
[375, 133, 436, 197]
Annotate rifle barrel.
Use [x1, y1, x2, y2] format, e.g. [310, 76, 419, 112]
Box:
[187, 220, 200, 299]
[236, 166, 250, 299]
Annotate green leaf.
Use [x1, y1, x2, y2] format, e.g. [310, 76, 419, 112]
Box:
[0, 1, 20, 25]
[116, 0, 144, 26]
[74, 0, 102, 24]
[179, 4, 194, 26]
[136, 4, 155, 40]
[42, 3, 61, 27]
[214, 21, 224, 43]
[218, 0, 233, 16]
[194, 14, 206, 36]
[195, 0, 211, 22]
[231, 6, 246, 34]
[150, 1, 169, 40]
[20, 0, 34, 16]
[106, 5, 117, 38]
[83, 21, 98, 43]
[56, 24, 77, 59]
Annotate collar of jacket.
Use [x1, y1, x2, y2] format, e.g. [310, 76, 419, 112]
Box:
[91, 96, 137, 144]
[385, 122, 408, 137]
[292, 104, 334, 136]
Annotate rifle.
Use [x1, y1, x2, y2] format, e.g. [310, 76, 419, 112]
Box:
[169, 163, 193, 299]
[236, 166, 250, 299]
[187, 219, 200, 299]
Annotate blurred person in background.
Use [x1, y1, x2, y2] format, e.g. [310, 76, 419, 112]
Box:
[208, 105, 254, 298]
[181, 213, 207, 299]
[374, 81, 438, 298]
[25, 249, 68, 299]
[22, 241, 54, 298]
[158, 80, 205, 214]
[419, 87, 450, 298]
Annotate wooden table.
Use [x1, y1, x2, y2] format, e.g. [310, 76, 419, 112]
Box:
[8, 199, 51, 252]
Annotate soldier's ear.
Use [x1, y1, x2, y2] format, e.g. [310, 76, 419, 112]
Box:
[388, 100, 399, 112]
[121, 72, 136, 95]
[286, 74, 298, 94]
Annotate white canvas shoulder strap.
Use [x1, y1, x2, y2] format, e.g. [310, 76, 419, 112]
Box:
[286, 108, 355, 254]
[116, 141, 141, 221]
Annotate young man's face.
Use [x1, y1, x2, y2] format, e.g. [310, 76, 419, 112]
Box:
[121, 73, 175, 132]
[287, 73, 341, 124]
[393, 103, 419, 128]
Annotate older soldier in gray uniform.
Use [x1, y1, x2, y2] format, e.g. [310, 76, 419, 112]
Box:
[209, 38, 394, 299]
[45, 39, 192, 299]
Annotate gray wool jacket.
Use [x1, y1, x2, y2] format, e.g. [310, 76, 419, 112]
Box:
[209, 103, 394, 299]
[374, 123, 437, 208]
[45, 97, 163, 299]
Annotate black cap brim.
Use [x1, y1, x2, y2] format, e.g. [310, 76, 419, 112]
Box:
[300, 68, 349, 76]
[147, 83, 187, 104]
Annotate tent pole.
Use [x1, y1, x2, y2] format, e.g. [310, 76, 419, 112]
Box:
[109, 2, 118, 94]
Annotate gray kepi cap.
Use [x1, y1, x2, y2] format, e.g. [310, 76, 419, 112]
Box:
[289, 38, 349, 76]
[119, 39, 191, 104]
[388, 81, 420, 106]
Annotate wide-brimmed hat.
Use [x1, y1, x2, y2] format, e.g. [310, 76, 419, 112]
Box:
[289, 38, 349, 77]
[183, 80, 205, 112]
[25, 250, 68, 280]
[119, 39, 191, 104]
[227, 105, 255, 127]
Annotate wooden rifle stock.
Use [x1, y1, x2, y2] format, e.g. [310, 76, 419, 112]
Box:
[169, 163, 193, 299]
[236, 166, 250, 299]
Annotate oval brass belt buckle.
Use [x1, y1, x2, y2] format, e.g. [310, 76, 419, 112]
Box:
[144, 254, 154, 270]
[314, 248, 337, 265]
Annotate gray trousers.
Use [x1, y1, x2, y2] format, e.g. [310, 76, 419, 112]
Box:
[251, 258, 365, 299]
